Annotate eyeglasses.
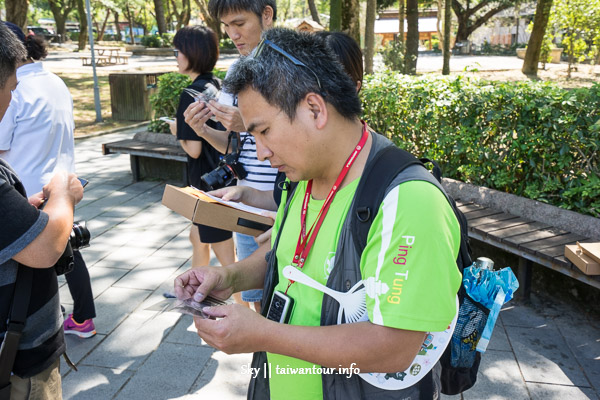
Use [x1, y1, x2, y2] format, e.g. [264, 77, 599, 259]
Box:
[173, 49, 179, 57]
[254, 38, 322, 90]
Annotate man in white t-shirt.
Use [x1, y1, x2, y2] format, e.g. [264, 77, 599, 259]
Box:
[183, 0, 278, 312]
[0, 61, 74, 196]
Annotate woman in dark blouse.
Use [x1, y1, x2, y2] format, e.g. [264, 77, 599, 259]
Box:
[167, 26, 236, 271]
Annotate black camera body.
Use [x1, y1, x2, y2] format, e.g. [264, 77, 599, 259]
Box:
[201, 152, 248, 190]
[54, 221, 91, 275]
[201, 132, 247, 190]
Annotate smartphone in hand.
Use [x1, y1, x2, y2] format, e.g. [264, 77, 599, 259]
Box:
[78, 177, 89, 188]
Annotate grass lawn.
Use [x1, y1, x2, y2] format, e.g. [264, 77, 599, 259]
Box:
[57, 73, 140, 137]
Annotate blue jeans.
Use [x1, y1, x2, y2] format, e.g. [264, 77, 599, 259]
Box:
[236, 232, 263, 302]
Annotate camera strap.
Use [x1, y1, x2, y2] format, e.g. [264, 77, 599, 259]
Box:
[0, 265, 33, 399]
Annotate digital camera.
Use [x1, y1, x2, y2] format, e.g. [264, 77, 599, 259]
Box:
[201, 151, 247, 190]
[201, 132, 247, 190]
[54, 221, 91, 275]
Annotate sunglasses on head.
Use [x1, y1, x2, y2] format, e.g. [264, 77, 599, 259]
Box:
[253, 38, 322, 91]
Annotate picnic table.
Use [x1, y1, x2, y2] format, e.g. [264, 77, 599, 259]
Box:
[80, 46, 131, 66]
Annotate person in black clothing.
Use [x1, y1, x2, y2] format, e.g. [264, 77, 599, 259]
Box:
[167, 26, 237, 275]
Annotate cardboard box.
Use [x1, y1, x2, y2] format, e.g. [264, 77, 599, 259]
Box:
[162, 185, 274, 236]
[577, 242, 600, 264]
[565, 244, 600, 275]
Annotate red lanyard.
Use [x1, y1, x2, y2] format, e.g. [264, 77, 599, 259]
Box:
[285, 123, 369, 293]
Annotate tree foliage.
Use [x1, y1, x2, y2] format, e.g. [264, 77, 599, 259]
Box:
[545, 0, 600, 78]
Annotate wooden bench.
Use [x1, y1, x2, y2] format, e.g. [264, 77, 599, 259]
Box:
[80, 55, 110, 66]
[102, 133, 188, 183]
[116, 52, 132, 64]
[443, 179, 600, 298]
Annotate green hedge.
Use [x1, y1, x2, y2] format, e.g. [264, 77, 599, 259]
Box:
[361, 73, 600, 217]
[149, 72, 192, 133]
[149, 69, 228, 133]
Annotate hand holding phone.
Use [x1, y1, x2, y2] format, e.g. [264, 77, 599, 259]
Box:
[78, 177, 89, 188]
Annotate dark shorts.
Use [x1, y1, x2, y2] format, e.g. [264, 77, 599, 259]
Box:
[194, 223, 232, 243]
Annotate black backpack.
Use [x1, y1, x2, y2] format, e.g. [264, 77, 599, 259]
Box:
[350, 145, 486, 396]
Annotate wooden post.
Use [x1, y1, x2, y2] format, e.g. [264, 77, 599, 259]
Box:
[516, 258, 532, 301]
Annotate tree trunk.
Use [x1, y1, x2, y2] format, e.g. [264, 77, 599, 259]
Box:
[48, 0, 75, 41]
[182, 0, 192, 27]
[154, 0, 168, 35]
[341, 0, 360, 43]
[114, 10, 121, 42]
[125, 4, 136, 45]
[452, 0, 514, 43]
[307, 0, 321, 25]
[442, 0, 452, 74]
[330, 0, 342, 31]
[437, 0, 444, 44]
[76, 0, 88, 51]
[194, 0, 221, 40]
[398, 0, 405, 44]
[97, 11, 111, 41]
[514, 2, 520, 45]
[365, 0, 376, 74]
[405, 0, 419, 74]
[6, 0, 30, 30]
[522, 0, 553, 76]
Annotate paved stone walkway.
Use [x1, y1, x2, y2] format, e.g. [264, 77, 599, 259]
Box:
[61, 127, 599, 399]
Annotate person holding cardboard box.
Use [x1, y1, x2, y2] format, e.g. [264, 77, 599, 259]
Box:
[175, 28, 462, 399]
[165, 25, 237, 284]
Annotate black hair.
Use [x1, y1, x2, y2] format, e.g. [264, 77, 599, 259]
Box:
[24, 34, 48, 61]
[208, 0, 277, 22]
[224, 28, 361, 121]
[173, 26, 219, 75]
[0, 22, 27, 89]
[315, 31, 363, 92]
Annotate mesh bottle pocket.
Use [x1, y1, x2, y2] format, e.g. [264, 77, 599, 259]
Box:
[450, 296, 489, 368]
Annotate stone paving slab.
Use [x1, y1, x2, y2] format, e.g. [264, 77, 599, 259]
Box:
[188, 351, 253, 399]
[115, 342, 214, 400]
[62, 366, 134, 400]
[63, 333, 106, 367]
[527, 383, 599, 400]
[486, 319, 512, 352]
[463, 350, 530, 400]
[507, 324, 589, 387]
[86, 266, 131, 297]
[85, 216, 125, 238]
[554, 317, 600, 392]
[96, 244, 161, 270]
[82, 311, 180, 370]
[164, 315, 205, 347]
[113, 256, 188, 291]
[89, 287, 152, 335]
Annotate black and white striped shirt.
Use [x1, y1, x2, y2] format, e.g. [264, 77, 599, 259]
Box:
[237, 132, 278, 191]
[221, 63, 277, 191]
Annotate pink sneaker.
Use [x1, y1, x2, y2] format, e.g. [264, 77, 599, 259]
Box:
[63, 314, 96, 338]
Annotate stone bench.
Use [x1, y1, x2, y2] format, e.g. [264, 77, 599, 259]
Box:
[443, 178, 600, 298]
[102, 132, 188, 183]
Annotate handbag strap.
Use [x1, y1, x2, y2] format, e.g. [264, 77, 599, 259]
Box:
[0, 266, 33, 396]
